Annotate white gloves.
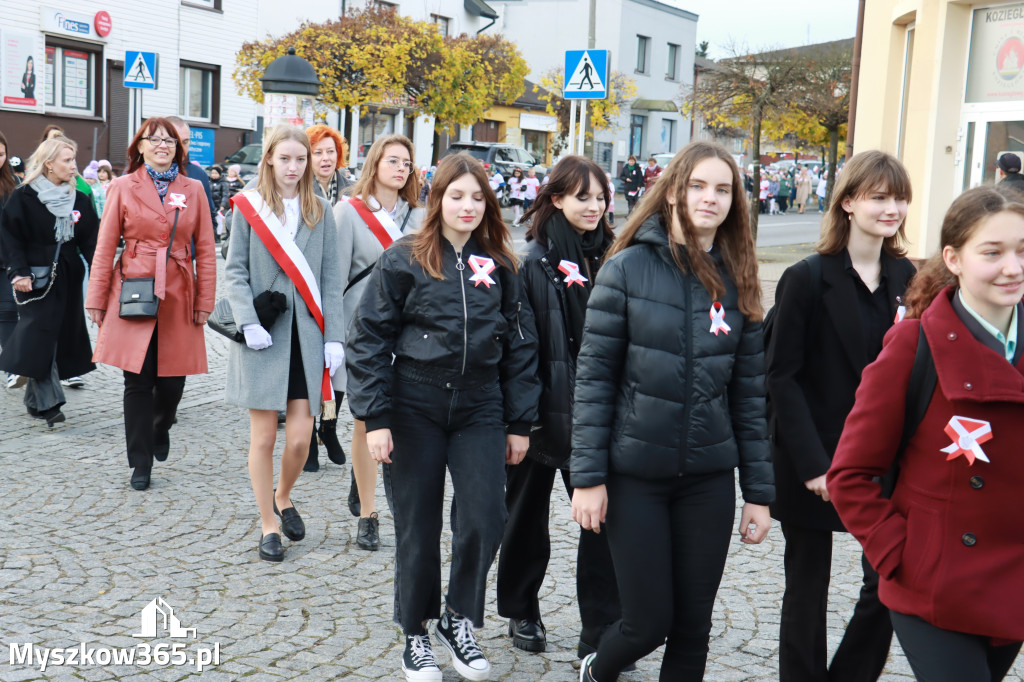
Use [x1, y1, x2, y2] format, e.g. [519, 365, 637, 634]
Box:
[242, 324, 273, 350]
[325, 341, 345, 376]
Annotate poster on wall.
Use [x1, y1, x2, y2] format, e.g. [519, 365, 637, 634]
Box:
[62, 49, 89, 110]
[966, 3, 1024, 103]
[1, 30, 43, 111]
[263, 93, 316, 131]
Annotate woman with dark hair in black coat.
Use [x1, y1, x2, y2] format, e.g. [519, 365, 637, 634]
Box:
[496, 155, 621, 660]
[0, 131, 21, 389]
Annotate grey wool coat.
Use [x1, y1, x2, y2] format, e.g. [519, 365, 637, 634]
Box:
[223, 192, 344, 415]
[331, 196, 423, 392]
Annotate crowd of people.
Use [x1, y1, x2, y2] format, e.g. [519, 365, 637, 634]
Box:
[2, 117, 1024, 682]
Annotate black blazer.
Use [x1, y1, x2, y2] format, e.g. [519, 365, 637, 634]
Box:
[766, 250, 916, 531]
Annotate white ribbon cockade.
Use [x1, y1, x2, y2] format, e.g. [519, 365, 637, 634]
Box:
[167, 193, 188, 209]
[71, 210, 81, 224]
[467, 255, 496, 288]
[558, 259, 588, 288]
[940, 416, 992, 465]
[894, 305, 906, 323]
[709, 302, 731, 336]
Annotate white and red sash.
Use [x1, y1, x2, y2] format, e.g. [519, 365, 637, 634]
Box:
[348, 197, 404, 249]
[231, 190, 335, 415]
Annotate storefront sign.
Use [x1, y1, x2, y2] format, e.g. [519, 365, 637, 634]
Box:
[520, 112, 557, 133]
[94, 11, 112, 38]
[966, 3, 1024, 103]
[189, 127, 216, 167]
[41, 6, 105, 42]
[1, 30, 43, 111]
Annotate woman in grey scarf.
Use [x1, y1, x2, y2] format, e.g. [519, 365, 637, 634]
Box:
[0, 136, 98, 426]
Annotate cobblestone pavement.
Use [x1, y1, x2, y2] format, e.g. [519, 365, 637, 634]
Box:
[1, 252, 1020, 681]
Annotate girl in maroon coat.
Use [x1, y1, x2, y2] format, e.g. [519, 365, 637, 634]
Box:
[828, 186, 1024, 681]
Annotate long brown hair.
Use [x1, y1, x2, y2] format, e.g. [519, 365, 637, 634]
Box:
[818, 150, 912, 257]
[524, 155, 614, 247]
[349, 134, 419, 209]
[255, 125, 324, 228]
[606, 141, 762, 320]
[905, 186, 1024, 317]
[0, 131, 16, 198]
[126, 117, 187, 173]
[411, 152, 517, 279]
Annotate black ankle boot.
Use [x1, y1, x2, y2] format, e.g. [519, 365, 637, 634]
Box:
[317, 417, 346, 465]
[303, 426, 320, 472]
[348, 469, 360, 516]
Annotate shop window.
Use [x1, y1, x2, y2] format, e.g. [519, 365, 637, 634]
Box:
[522, 130, 547, 162]
[666, 43, 679, 81]
[359, 109, 395, 162]
[431, 14, 451, 37]
[630, 114, 646, 156]
[44, 42, 99, 115]
[179, 62, 218, 123]
[636, 36, 650, 74]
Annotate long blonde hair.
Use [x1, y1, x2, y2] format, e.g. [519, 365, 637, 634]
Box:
[255, 125, 324, 228]
[24, 136, 78, 189]
[349, 134, 419, 209]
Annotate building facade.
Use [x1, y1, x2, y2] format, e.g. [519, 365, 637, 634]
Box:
[855, 0, 1024, 255]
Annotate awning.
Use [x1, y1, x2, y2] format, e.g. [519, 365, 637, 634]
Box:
[464, 0, 499, 19]
[632, 99, 679, 112]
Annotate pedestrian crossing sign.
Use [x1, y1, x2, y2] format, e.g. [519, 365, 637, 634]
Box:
[564, 50, 607, 99]
[124, 51, 158, 89]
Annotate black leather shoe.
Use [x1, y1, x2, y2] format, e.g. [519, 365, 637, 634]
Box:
[318, 418, 346, 465]
[348, 470, 360, 517]
[303, 428, 320, 472]
[258, 533, 284, 562]
[153, 431, 170, 462]
[356, 513, 379, 551]
[509, 618, 546, 652]
[42, 407, 65, 427]
[273, 494, 305, 541]
[131, 466, 151, 490]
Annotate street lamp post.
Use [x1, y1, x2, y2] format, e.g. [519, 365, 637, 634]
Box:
[260, 47, 321, 138]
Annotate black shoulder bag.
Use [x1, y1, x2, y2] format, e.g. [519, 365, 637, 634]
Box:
[119, 209, 179, 319]
[14, 241, 62, 305]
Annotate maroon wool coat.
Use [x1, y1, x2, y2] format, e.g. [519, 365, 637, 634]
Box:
[827, 287, 1024, 642]
[85, 167, 216, 375]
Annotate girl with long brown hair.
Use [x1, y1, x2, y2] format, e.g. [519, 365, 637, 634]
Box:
[345, 152, 539, 682]
[571, 141, 773, 681]
[829, 186, 1024, 681]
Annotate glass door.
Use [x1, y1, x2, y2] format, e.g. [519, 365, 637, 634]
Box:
[958, 113, 1024, 190]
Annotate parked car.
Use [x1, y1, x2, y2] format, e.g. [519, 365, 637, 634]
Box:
[217, 143, 261, 182]
[441, 142, 546, 206]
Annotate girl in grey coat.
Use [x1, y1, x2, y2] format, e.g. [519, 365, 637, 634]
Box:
[224, 125, 345, 563]
[332, 133, 424, 551]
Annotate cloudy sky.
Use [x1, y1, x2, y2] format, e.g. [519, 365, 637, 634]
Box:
[664, 0, 860, 58]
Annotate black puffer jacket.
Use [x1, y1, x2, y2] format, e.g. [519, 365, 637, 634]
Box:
[346, 233, 541, 435]
[520, 238, 604, 469]
[209, 178, 227, 212]
[570, 217, 774, 504]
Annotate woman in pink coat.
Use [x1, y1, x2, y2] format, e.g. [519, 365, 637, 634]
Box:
[86, 117, 216, 491]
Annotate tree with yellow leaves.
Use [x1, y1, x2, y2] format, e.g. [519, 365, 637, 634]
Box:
[534, 67, 638, 155]
[233, 5, 529, 133]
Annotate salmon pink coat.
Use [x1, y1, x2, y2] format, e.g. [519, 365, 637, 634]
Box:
[86, 166, 216, 375]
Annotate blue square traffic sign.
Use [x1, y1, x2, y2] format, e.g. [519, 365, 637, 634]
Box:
[124, 51, 158, 89]
[564, 50, 607, 99]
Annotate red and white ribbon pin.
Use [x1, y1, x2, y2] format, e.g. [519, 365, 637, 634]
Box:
[940, 416, 992, 465]
[71, 210, 81, 224]
[894, 305, 906, 323]
[558, 259, 588, 287]
[167, 193, 188, 209]
[709, 302, 731, 336]
[467, 255, 496, 288]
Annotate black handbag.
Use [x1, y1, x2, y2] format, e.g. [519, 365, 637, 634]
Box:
[118, 208, 179, 319]
[207, 297, 243, 342]
[207, 269, 284, 342]
[14, 242, 61, 305]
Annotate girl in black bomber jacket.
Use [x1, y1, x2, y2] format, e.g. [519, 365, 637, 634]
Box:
[571, 141, 774, 682]
[345, 152, 540, 682]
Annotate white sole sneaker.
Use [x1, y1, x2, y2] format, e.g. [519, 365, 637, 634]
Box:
[579, 652, 596, 682]
[7, 375, 27, 389]
[435, 627, 490, 681]
[401, 664, 442, 681]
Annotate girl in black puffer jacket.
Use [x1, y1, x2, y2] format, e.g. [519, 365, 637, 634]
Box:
[496, 156, 621, 660]
[572, 141, 774, 682]
[346, 152, 540, 681]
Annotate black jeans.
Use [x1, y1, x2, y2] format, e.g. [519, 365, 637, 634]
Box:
[890, 611, 1022, 681]
[592, 471, 735, 682]
[382, 374, 507, 635]
[779, 523, 892, 682]
[496, 456, 620, 640]
[123, 333, 185, 468]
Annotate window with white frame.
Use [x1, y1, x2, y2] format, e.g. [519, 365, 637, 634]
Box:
[636, 35, 650, 74]
[667, 43, 680, 81]
[45, 43, 98, 114]
[179, 64, 215, 122]
[181, 0, 221, 9]
[431, 14, 450, 36]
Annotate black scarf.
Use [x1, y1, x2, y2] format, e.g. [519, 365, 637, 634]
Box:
[544, 212, 613, 355]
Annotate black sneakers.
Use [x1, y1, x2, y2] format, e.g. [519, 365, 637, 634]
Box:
[435, 610, 490, 681]
[402, 634, 441, 681]
[579, 652, 597, 682]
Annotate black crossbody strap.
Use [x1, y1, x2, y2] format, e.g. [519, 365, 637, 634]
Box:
[344, 207, 412, 295]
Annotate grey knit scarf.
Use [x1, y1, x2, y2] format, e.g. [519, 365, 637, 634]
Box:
[29, 175, 76, 243]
